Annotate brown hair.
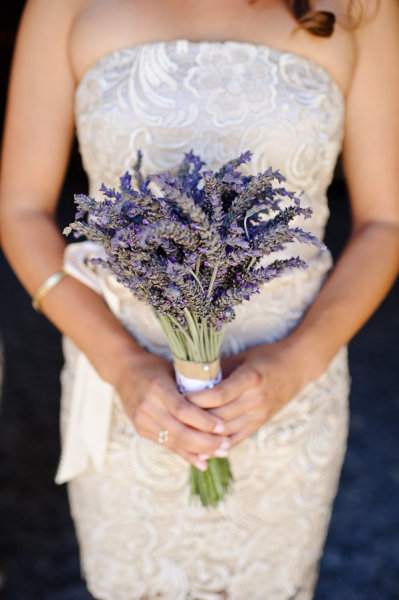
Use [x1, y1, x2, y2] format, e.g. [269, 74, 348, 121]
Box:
[286, 1, 336, 37]
[249, 1, 366, 38]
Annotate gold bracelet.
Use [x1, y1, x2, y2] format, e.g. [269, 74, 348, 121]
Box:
[32, 270, 66, 312]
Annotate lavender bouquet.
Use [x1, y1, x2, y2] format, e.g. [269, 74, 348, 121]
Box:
[64, 150, 323, 507]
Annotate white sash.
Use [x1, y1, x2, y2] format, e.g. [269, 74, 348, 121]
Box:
[55, 241, 119, 484]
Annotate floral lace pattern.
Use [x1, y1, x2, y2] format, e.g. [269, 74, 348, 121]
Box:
[64, 40, 349, 600]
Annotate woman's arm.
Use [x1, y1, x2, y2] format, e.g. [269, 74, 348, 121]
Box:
[187, 0, 399, 444]
[0, 0, 228, 468]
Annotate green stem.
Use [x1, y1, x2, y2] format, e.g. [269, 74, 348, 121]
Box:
[184, 308, 201, 348]
[189, 458, 233, 508]
[167, 314, 201, 361]
[206, 264, 219, 299]
[246, 257, 257, 270]
[157, 315, 185, 359]
[210, 328, 216, 362]
[199, 319, 206, 361]
[195, 256, 201, 277]
[189, 268, 205, 295]
[243, 211, 251, 241]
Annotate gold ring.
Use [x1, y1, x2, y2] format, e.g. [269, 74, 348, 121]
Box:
[158, 430, 169, 444]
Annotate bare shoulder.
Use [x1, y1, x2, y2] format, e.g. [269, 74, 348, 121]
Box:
[6, 0, 90, 117]
[341, 0, 399, 226]
[314, 0, 398, 97]
[16, 0, 85, 48]
[1, 0, 90, 214]
[69, 0, 150, 84]
[349, 0, 399, 95]
[354, 0, 399, 49]
[10, 0, 87, 88]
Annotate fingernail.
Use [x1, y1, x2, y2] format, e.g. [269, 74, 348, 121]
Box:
[219, 441, 230, 450]
[199, 454, 210, 460]
[214, 448, 229, 458]
[195, 460, 208, 471]
[213, 423, 225, 434]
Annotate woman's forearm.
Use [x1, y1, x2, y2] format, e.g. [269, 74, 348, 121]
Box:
[0, 205, 147, 388]
[283, 220, 399, 381]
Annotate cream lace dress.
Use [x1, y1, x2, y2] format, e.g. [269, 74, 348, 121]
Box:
[56, 40, 350, 600]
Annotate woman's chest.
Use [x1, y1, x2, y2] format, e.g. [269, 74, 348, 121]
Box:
[74, 40, 344, 195]
[69, 0, 356, 97]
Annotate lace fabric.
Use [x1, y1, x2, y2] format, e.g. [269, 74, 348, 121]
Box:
[60, 40, 349, 599]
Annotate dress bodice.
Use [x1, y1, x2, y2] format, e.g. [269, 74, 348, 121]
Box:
[75, 40, 344, 245]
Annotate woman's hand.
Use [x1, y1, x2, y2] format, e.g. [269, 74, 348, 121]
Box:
[186, 340, 316, 448]
[114, 348, 230, 470]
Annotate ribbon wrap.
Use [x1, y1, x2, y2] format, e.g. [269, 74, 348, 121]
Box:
[173, 357, 222, 393]
[56, 241, 121, 484]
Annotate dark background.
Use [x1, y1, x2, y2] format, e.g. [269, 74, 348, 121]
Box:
[0, 5, 398, 599]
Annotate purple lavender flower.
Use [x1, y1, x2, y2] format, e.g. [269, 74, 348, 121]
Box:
[64, 151, 325, 329]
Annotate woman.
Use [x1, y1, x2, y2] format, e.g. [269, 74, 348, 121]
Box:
[0, 0, 398, 598]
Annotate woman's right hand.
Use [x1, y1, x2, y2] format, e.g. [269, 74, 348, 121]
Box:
[114, 348, 230, 471]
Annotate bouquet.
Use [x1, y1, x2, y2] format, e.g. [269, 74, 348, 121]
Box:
[64, 150, 323, 507]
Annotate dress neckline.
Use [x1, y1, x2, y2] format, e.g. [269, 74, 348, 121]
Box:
[75, 38, 345, 104]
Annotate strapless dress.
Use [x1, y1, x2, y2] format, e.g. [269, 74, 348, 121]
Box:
[56, 40, 350, 600]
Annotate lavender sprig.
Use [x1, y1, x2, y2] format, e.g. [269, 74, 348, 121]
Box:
[65, 151, 324, 335]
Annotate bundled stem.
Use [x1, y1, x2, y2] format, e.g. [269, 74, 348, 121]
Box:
[158, 310, 225, 363]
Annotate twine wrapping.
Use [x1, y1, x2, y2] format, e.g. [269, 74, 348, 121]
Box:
[172, 357, 222, 393]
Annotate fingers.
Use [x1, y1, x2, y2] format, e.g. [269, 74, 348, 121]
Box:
[228, 422, 260, 448]
[135, 402, 231, 457]
[216, 414, 250, 436]
[210, 393, 251, 421]
[158, 409, 231, 455]
[176, 449, 209, 472]
[146, 375, 227, 434]
[220, 353, 243, 379]
[135, 412, 210, 470]
[187, 366, 261, 409]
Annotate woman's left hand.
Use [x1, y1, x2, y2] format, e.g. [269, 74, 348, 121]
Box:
[185, 341, 315, 447]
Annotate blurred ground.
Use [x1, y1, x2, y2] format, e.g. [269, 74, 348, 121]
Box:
[0, 5, 398, 600]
